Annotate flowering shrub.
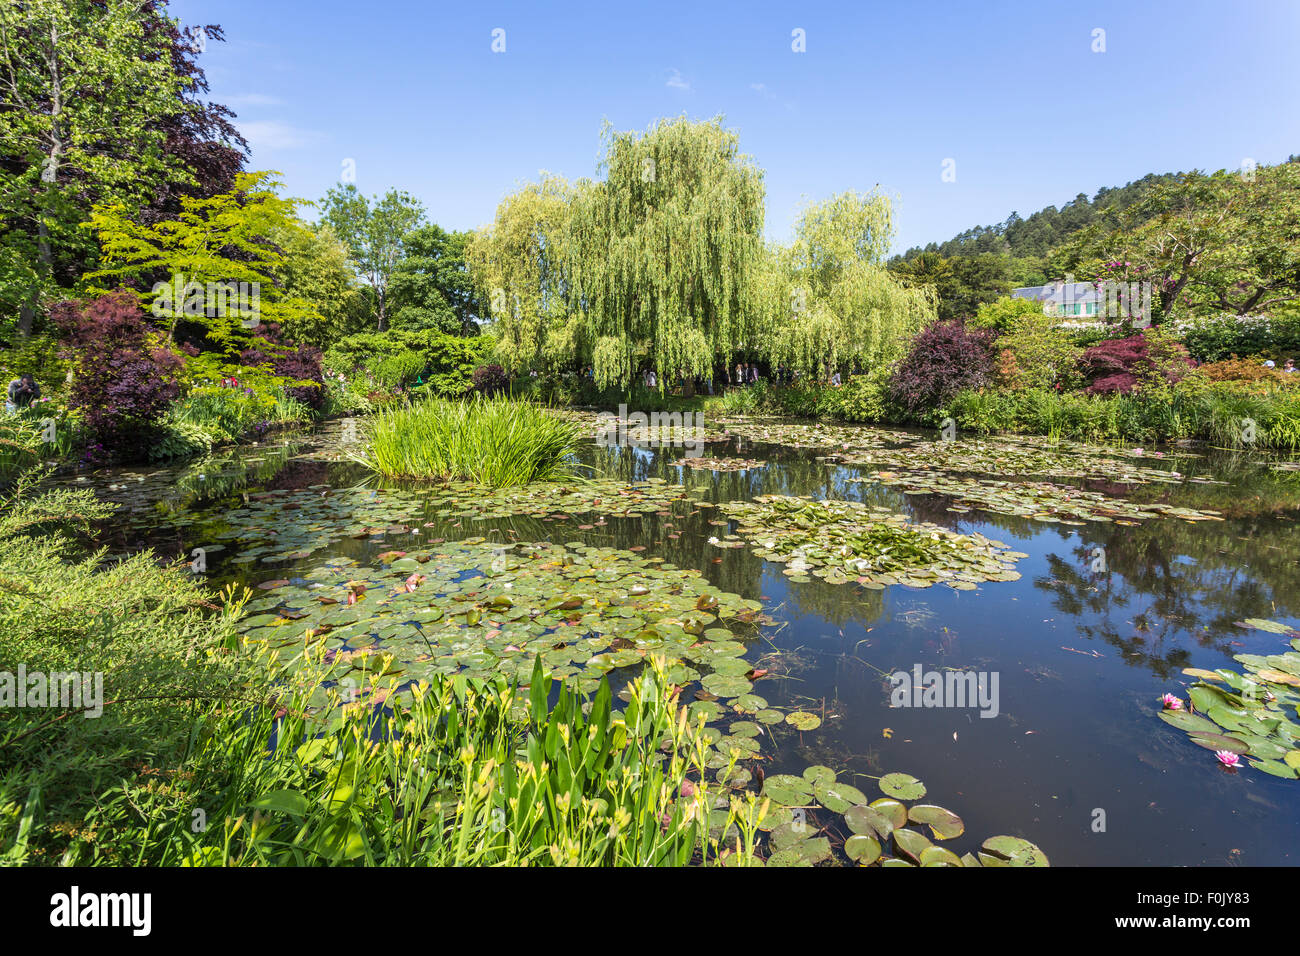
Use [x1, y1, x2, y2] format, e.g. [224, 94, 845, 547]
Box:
[1172, 313, 1300, 363]
[50, 292, 183, 462]
[888, 320, 996, 419]
[1080, 331, 1191, 395]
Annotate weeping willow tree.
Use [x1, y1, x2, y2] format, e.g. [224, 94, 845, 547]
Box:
[762, 190, 935, 377]
[467, 124, 931, 386]
[464, 173, 579, 373]
[566, 117, 767, 388]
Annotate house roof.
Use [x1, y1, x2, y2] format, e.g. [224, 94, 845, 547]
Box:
[1012, 282, 1102, 305]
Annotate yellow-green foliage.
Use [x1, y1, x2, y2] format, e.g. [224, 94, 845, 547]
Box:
[465, 174, 578, 374]
[84, 171, 321, 347]
[761, 190, 936, 377]
[466, 120, 933, 388]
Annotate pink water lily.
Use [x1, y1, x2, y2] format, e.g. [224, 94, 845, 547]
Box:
[1215, 750, 1242, 768]
[1161, 693, 1183, 710]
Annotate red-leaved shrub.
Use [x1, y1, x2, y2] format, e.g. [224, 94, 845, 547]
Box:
[888, 319, 996, 418]
[50, 291, 183, 462]
[1080, 333, 1191, 395]
[238, 324, 325, 410]
[471, 363, 508, 396]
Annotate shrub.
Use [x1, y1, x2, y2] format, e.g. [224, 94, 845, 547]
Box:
[0, 334, 70, 389]
[472, 363, 509, 396]
[50, 292, 183, 461]
[970, 295, 1045, 334]
[148, 419, 218, 462]
[1080, 331, 1191, 395]
[996, 309, 1083, 391]
[354, 396, 584, 486]
[1173, 313, 1300, 363]
[323, 331, 493, 398]
[372, 351, 427, 389]
[838, 367, 894, 423]
[888, 320, 996, 421]
[1196, 357, 1292, 385]
[238, 327, 325, 411]
[0, 471, 248, 846]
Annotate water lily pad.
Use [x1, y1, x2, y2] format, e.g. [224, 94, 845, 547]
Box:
[845, 833, 882, 864]
[879, 772, 927, 801]
[786, 711, 822, 731]
[981, 836, 1049, 866]
[907, 804, 965, 840]
[892, 827, 933, 863]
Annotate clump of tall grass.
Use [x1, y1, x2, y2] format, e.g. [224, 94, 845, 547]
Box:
[355, 396, 584, 486]
[32, 654, 765, 867]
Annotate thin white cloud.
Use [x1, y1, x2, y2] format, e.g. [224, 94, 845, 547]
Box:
[666, 68, 691, 91]
[238, 120, 319, 152]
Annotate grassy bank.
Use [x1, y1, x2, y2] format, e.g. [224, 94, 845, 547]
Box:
[581, 376, 1300, 451]
[44, 655, 762, 866]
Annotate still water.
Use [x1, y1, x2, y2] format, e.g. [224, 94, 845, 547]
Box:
[74, 420, 1300, 866]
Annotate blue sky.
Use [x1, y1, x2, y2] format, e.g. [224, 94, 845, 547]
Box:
[174, 0, 1300, 254]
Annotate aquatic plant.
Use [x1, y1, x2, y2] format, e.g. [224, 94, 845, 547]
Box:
[52, 654, 766, 867]
[354, 396, 584, 486]
[715, 495, 1025, 588]
[1160, 625, 1300, 779]
[858, 470, 1223, 524]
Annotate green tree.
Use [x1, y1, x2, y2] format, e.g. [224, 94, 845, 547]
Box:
[565, 117, 766, 388]
[389, 224, 483, 335]
[269, 222, 370, 348]
[1051, 163, 1300, 322]
[319, 184, 426, 332]
[766, 190, 935, 376]
[969, 294, 1045, 333]
[465, 173, 577, 373]
[0, 0, 191, 336]
[892, 251, 1011, 321]
[84, 170, 319, 365]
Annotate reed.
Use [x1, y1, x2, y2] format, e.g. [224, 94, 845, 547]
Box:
[355, 396, 584, 486]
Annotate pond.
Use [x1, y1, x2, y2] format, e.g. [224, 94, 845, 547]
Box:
[61, 416, 1300, 866]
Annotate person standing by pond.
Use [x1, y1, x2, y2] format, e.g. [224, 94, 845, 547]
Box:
[5, 373, 39, 414]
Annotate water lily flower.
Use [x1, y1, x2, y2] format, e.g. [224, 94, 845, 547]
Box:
[1215, 750, 1242, 768]
[1161, 693, 1183, 710]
